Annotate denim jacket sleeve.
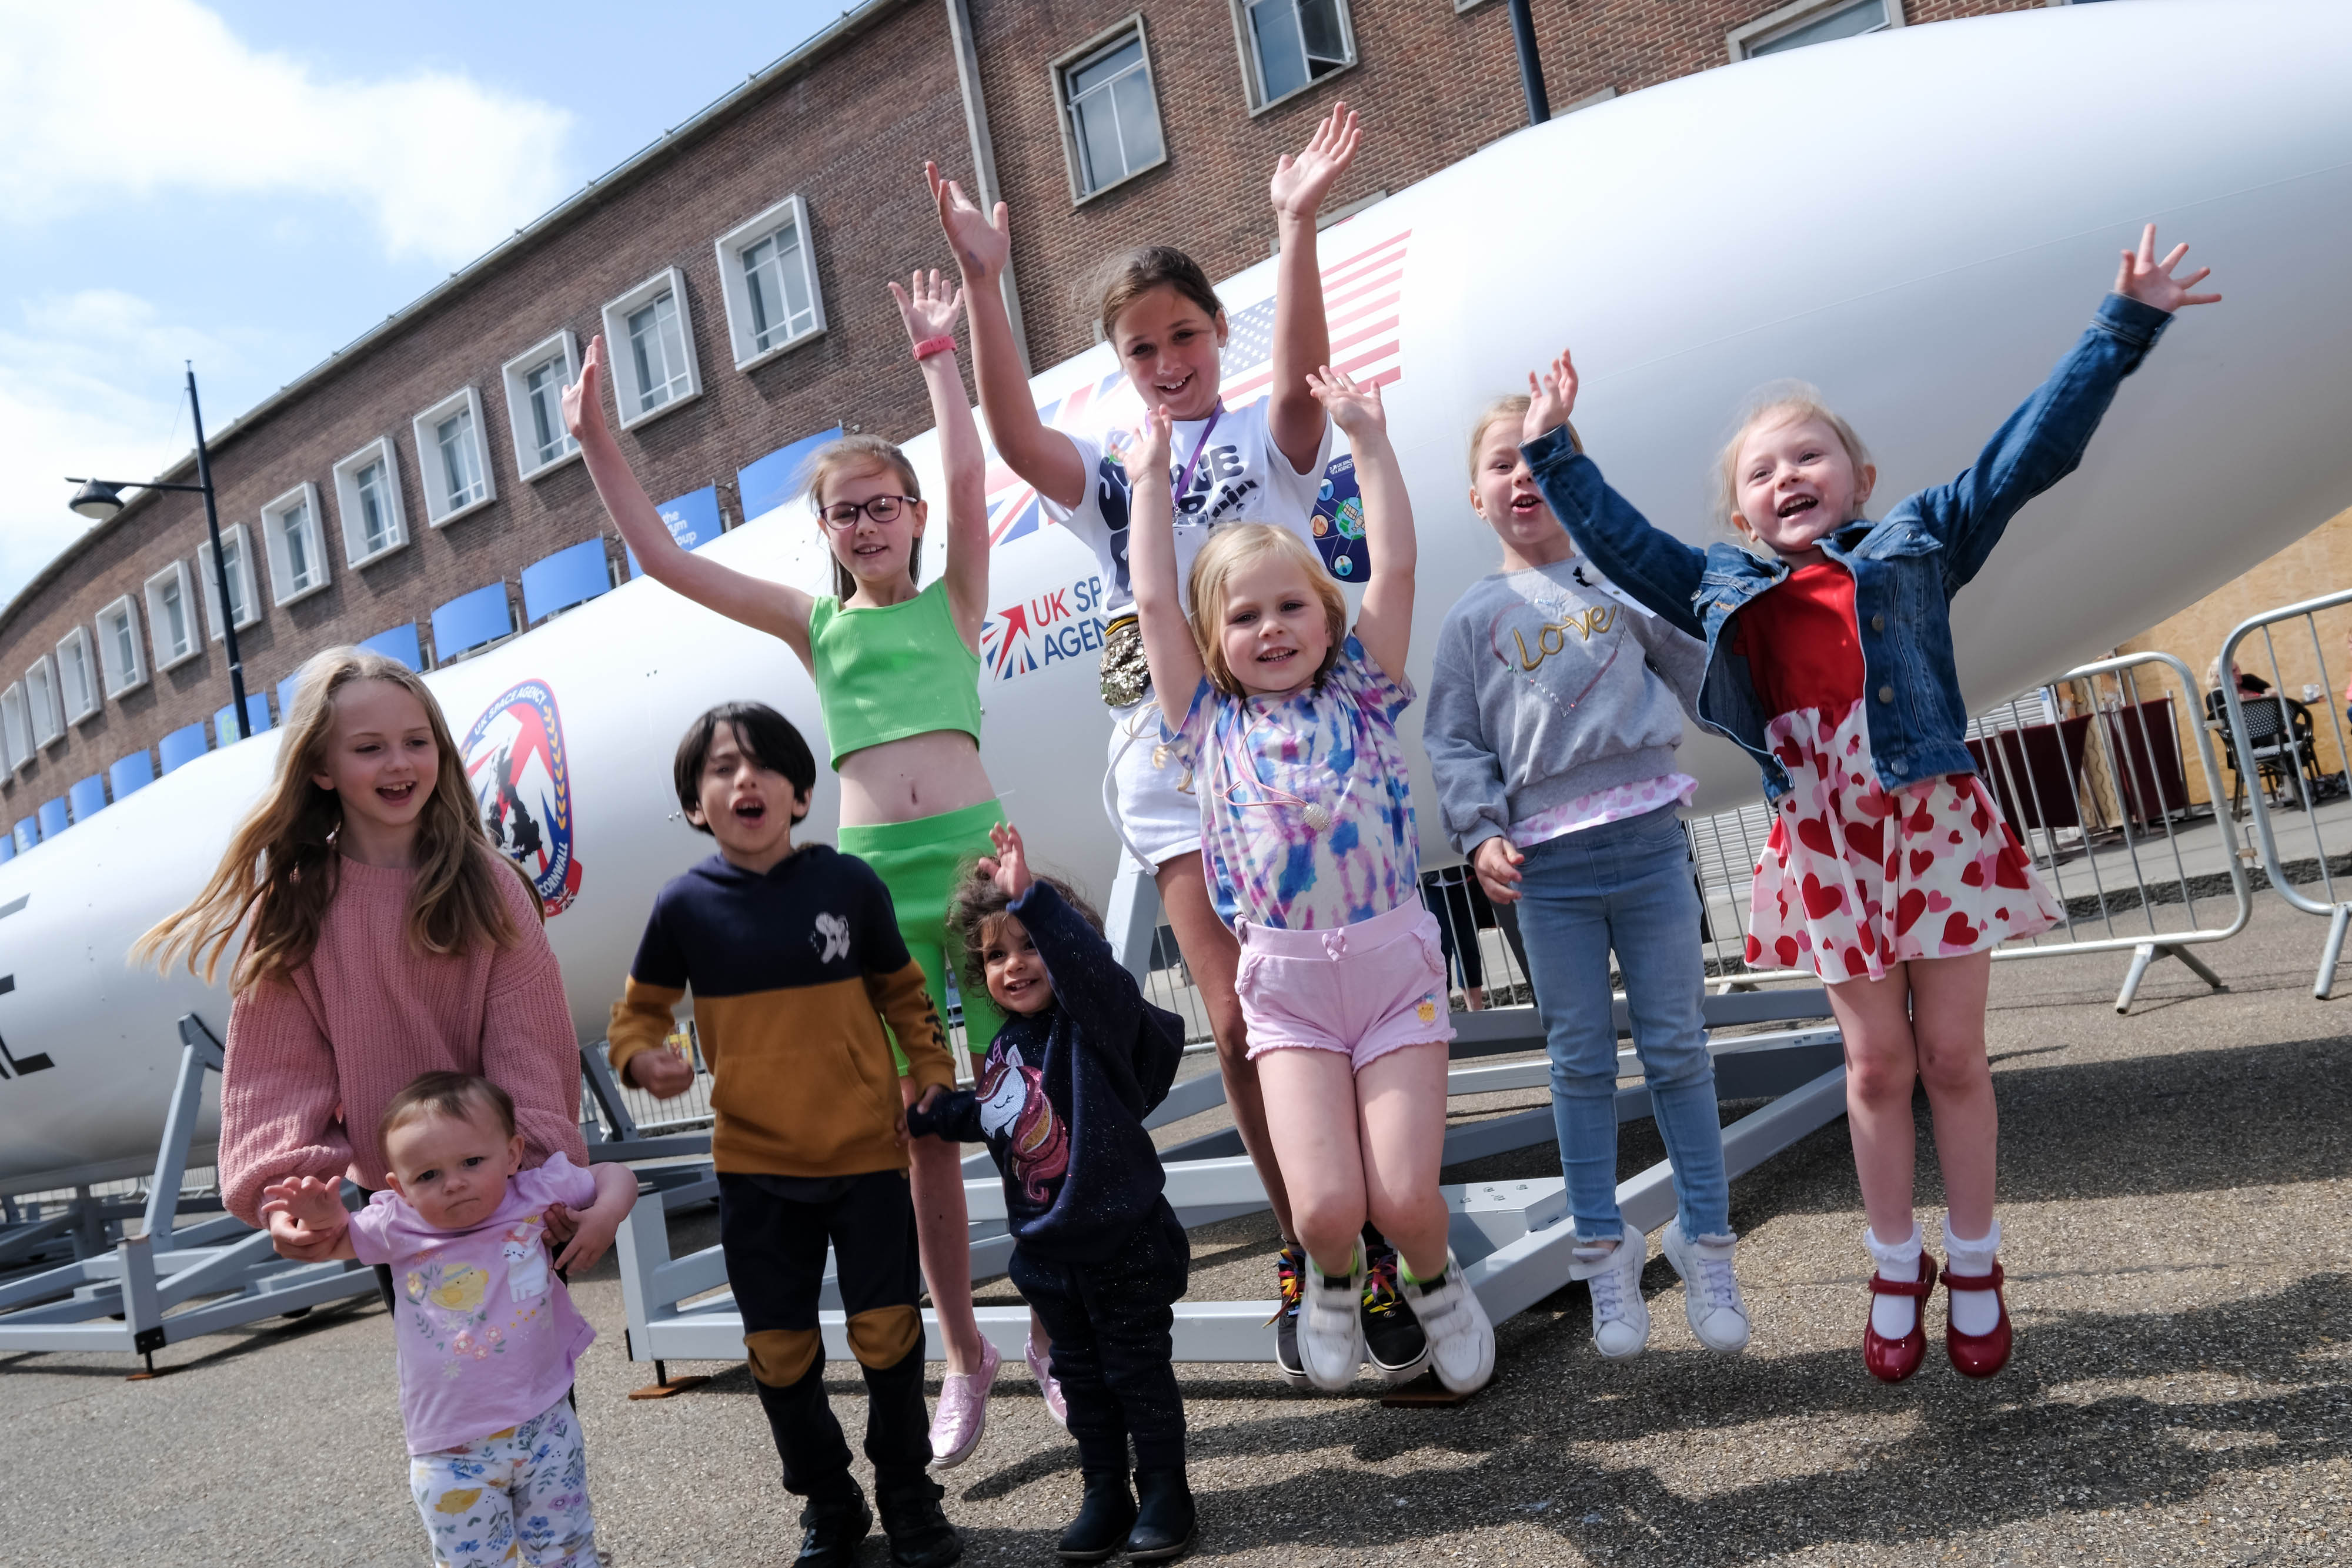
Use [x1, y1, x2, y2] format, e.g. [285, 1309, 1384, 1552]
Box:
[1906, 292, 2173, 591]
[1521, 427, 1709, 640]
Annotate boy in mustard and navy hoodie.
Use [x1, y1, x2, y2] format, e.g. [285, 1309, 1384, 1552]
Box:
[609, 701, 961, 1568]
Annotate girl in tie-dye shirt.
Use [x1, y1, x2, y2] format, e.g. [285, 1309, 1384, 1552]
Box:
[1132, 366, 1496, 1399]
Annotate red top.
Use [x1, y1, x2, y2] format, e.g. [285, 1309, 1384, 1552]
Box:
[1729, 561, 1866, 717]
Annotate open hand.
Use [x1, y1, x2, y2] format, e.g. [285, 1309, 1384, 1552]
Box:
[1472, 837, 1525, 905]
[1270, 101, 1361, 222]
[1135, 403, 1174, 477]
[1523, 349, 1580, 445]
[929, 162, 1011, 282]
[624, 1044, 697, 1099]
[1306, 364, 1384, 436]
[2114, 223, 2220, 314]
[890, 268, 963, 349]
[259, 1174, 348, 1260]
[562, 336, 611, 446]
[977, 821, 1034, 901]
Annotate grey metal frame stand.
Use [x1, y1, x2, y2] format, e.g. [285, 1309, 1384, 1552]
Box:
[0, 1015, 380, 1375]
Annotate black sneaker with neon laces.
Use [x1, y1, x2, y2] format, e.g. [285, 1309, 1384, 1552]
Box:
[1361, 1242, 1429, 1382]
[1270, 1244, 1309, 1388]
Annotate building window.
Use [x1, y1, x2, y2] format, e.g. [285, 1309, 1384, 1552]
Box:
[24, 657, 62, 748]
[499, 331, 582, 480]
[1054, 21, 1167, 202]
[600, 268, 703, 427]
[145, 561, 199, 671]
[260, 482, 332, 606]
[1235, 0, 1355, 112]
[332, 437, 409, 566]
[715, 196, 828, 370]
[1730, 0, 1902, 59]
[96, 596, 148, 697]
[1, 684, 27, 771]
[411, 387, 497, 526]
[198, 521, 262, 640]
[56, 628, 99, 723]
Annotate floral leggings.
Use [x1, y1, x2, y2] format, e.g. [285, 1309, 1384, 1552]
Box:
[409, 1397, 599, 1567]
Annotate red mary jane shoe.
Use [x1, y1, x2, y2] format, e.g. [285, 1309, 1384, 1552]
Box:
[1942, 1259, 2013, 1379]
[1863, 1253, 1939, 1383]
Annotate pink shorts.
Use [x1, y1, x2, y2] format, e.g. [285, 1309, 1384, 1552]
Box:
[1235, 900, 1456, 1072]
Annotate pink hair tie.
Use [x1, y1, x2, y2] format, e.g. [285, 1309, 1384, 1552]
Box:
[912, 335, 957, 362]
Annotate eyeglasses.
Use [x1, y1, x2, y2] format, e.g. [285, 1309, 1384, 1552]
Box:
[817, 494, 917, 530]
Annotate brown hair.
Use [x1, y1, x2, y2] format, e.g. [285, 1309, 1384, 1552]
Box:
[947, 866, 1102, 1005]
[1186, 524, 1348, 697]
[1092, 246, 1223, 345]
[1466, 394, 1582, 476]
[1713, 381, 1873, 538]
[379, 1070, 517, 1146]
[135, 649, 530, 992]
[799, 434, 925, 601]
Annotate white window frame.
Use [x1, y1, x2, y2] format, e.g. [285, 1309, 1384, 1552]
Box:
[499, 332, 583, 480]
[1, 684, 27, 771]
[259, 482, 332, 607]
[24, 657, 61, 748]
[144, 561, 199, 672]
[599, 268, 703, 429]
[714, 196, 830, 372]
[198, 522, 262, 640]
[331, 437, 410, 567]
[1053, 17, 1170, 206]
[1729, 0, 1903, 60]
[55, 628, 99, 724]
[410, 386, 497, 527]
[95, 594, 148, 698]
[1231, 0, 1358, 116]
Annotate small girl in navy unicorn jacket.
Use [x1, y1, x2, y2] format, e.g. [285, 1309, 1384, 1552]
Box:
[1515, 226, 2220, 1383]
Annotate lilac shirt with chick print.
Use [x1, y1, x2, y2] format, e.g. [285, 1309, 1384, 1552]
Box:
[1179, 633, 1421, 930]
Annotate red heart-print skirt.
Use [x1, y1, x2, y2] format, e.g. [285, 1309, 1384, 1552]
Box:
[1742, 700, 2060, 984]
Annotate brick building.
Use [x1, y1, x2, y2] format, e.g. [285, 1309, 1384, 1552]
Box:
[1, 0, 2068, 854]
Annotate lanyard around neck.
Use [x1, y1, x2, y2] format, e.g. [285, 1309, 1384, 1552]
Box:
[1170, 400, 1225, 514]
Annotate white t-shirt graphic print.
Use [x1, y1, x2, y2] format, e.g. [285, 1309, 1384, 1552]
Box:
[1044, 397, 1335, 616]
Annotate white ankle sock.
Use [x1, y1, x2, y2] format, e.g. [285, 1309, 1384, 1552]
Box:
[1942, 1216, 2003, 1338]
[1865, 1223, 1923, 1339]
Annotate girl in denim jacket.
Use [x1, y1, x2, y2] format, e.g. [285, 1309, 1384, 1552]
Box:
[1515, 228, 2218, 1383]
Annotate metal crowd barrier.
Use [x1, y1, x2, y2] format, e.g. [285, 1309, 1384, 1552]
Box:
[2216, 586, 2352, 998]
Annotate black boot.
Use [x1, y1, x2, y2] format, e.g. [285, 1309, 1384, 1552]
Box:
[875, 1472, 963, 1568]
[1055, 1470, 1137, 1563]
[794, 1479, 873, 1567]
[1125, 1467, 1196, 1562]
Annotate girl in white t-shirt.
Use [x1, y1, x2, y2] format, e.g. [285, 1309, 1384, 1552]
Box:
[931, 104, 1365, 1384]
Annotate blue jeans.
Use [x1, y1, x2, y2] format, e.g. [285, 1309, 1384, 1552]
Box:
[1513, 804, 1730, 1241]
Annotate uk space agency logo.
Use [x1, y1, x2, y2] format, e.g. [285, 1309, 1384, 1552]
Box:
[462, 680, 584, 917]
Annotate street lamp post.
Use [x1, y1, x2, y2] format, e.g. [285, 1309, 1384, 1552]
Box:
[65, 365, 252, 740]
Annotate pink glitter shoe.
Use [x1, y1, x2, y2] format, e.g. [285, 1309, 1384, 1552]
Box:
[928, 1338, 998, 1468]
[1025, 1332, 1068, 1428]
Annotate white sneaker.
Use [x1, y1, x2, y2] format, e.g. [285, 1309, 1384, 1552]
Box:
[1298, 1255, 1365, 1391]
[1400, 1249, 1495, 1394]
[1661, 1222, 1751, 1354]
[1571, 1231, 1651, 1360]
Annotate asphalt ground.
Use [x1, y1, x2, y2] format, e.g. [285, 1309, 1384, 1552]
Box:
[5, 894, 2346, 1567]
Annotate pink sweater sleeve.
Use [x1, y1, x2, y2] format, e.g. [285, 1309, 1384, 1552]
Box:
[218, 974, 353, 1228]
[482, 872, 590, 1172]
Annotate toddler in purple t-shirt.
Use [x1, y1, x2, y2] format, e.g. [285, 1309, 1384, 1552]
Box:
[264, 1071, 637, 1568]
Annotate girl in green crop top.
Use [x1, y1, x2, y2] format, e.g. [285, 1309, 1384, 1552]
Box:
[568, 265, 1020, 1466]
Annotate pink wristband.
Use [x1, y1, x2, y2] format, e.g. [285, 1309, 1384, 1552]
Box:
[912, 335, 957, 362]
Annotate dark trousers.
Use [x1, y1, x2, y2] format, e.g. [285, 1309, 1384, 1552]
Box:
[719, 1169, 932, 1500]
[1009, 1198, 1190, 1476]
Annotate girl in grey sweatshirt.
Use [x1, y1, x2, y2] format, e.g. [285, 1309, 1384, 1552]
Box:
[1424, 396, 1750, 1367]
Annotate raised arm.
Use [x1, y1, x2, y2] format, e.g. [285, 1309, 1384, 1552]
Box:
[1267, 103, 1360, 475]
[1315, 367, 1414, 677]
[1129, 405, 1208, 704]
[890, 269, 990, 647]
[982, 824, 1143, 1049]
[930, 163, 1087, 510]
[565, 336, 816, 668]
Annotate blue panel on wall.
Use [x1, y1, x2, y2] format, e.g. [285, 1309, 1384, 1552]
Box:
[278, 673, 306, 716]
[660, 486, 722, 549]
[432, 583, 515, 658]
[12, 818, 36, 852]
[0, 830, 11, 863]
[736, 427, 843, 524]
[68, 775, 108, 823]
[109, 751, 156, 799]
[521, 539, 613, 623]
[38, 798, 69, 838]
[358, 623, 424, 671]
[159, 722, 209, 773]
[215, 693, 272, 743]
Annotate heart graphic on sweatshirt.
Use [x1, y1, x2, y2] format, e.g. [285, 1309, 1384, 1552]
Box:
[1802, 874, 1845, 920]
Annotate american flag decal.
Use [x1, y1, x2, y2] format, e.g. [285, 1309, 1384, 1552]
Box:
[983, 229, 1410, 549]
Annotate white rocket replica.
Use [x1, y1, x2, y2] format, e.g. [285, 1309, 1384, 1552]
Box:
[5, 0, 2350, 1192]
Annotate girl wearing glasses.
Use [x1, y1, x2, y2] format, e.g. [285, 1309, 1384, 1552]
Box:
[566, 268, 1018, 1467]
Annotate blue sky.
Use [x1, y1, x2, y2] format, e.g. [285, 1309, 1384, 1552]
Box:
[0, 0, 851, 606]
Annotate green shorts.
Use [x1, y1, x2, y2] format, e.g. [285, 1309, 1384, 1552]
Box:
[838, 797, 1007, 1074]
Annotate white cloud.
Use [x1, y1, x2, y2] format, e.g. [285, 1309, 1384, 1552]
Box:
[0, 0, 576, 267]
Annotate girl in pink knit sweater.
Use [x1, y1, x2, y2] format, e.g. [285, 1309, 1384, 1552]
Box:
[138, 650, 597, 1267]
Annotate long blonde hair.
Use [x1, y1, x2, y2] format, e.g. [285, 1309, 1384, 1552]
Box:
[1187, 524, 1348, 697]
[135, 648, 527, 992]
